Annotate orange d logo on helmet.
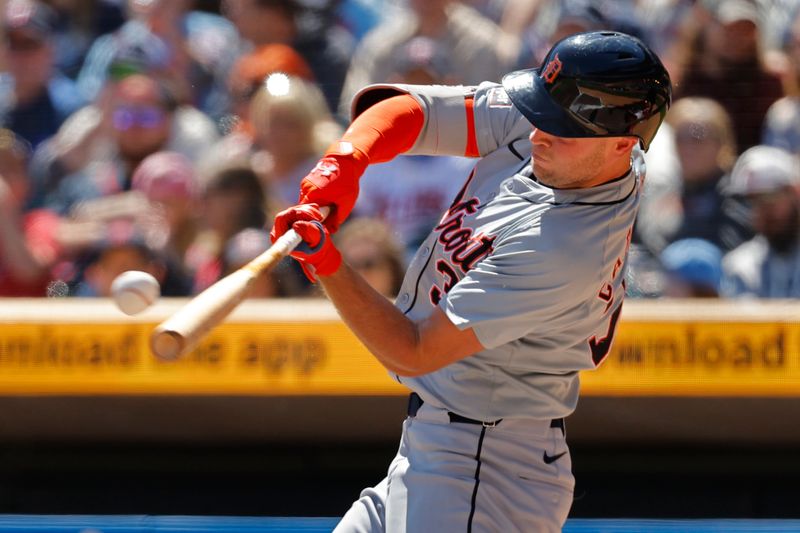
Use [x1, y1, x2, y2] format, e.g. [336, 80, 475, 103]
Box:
[542, 54, 562, 84]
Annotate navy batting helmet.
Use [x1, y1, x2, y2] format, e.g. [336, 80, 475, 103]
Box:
[502, 31, 672, 151]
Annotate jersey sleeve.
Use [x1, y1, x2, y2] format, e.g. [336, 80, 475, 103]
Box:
[349, 82, 531, 158]
[441, 229, 594, 349]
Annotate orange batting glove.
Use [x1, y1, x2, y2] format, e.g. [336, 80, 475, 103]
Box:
[297, 151, 366, 233]
[270, 203, 342, 282]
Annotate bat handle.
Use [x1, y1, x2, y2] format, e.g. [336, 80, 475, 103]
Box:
[246, 206, 331, 274]
[244, 229, 303, 276]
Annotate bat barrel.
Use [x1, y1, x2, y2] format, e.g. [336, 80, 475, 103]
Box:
[148, 215, 322, 361]
[149, 269, 256, 360]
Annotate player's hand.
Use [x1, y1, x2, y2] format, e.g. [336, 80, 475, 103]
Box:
[270, 203, 342, 282]
[298, 155, 361, 233]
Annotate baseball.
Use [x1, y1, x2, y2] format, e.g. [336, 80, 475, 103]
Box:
[111, 270, 160, 315]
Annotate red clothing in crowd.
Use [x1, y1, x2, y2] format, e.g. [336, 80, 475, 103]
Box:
[0, 209, 61, 296]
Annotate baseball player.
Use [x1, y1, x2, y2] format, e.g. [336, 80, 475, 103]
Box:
[270, 31, 672, 532]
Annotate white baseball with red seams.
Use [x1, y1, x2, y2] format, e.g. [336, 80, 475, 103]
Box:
[111, 271, 160, 315]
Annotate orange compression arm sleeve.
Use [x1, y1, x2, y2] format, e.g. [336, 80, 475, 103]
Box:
[327, 94, 425, 171]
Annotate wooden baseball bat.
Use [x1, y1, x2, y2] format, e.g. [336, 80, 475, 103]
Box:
[149, 207, 329, 361]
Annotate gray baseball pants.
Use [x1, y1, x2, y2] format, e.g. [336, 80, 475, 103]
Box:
[333, 397, 575, 532]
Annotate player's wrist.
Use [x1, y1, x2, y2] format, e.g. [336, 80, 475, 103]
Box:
[312, 246, 342, 277]
[322, 145, 370, 178]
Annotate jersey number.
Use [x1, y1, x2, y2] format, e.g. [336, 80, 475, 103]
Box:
[588, 302, 623, 366]
[430, 260, 458, 305]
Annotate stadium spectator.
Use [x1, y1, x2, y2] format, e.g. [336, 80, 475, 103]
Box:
[222, 0, 353, 114]
[101, 25, 176, 96]
[247, 75, 341, 207]
[385, 36, 458, 85]
[222, 0, 301, 58]
[634, 0, 696, 73]
[337, 0, 513, 118]
[188, 163, 294, 294]
[496, 0, 543, 50]
[26, 30, 172, 206]
[336, 0, 400, 42]
[33, 42, 221, 206]
[43, 0, 126, 78]
[334, 217, 406, 298]
[77, 0, 240, 119]
[500, 0, 650, 72]
[225, 43, 314, 135]
[463, 0, 509, 24]
[199, 75, 339, 204]
[35, 177, 198, 300]
[0, 129, 62, 296]
[0, 0, 85, 148]
[660, 238, 723, 298]
[721, 145, 800, 298]
[130, 151, 200, 270]
[69, 219, 191, 297]
[757, 0, 800, 54]
[354, 151, 469, 253]
[674, 0, 783, 153]
[504, 0, 606, 71]
[637, 97, 752, 255]
[762, 8, 800, 156]
[43, 73, 218, 215]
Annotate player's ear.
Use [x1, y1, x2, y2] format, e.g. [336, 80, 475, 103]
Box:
[612, 137, 638, 154]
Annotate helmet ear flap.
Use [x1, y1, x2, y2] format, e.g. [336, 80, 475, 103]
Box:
[502, 31, 672, 151]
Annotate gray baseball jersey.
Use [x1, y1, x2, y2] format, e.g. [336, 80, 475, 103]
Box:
[353, 82, 646, 422]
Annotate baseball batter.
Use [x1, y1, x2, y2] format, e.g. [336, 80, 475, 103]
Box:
[271, 31, 672, 532]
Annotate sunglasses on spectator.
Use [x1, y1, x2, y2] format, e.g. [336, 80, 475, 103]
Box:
[112, 106, 167, 130]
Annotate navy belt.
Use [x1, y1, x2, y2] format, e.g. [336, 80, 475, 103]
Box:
[407, 392, 564, 433]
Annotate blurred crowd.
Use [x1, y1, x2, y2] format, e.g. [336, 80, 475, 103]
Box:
[2, 0, 800, 301]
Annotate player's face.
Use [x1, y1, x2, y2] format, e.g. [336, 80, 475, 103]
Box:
[529, 128, 622, 189]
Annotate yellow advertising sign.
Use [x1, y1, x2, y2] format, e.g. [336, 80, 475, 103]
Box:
[0, 320, 406, 395]
[583, 320, 800, 396]
[0, 299, 799, 397]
